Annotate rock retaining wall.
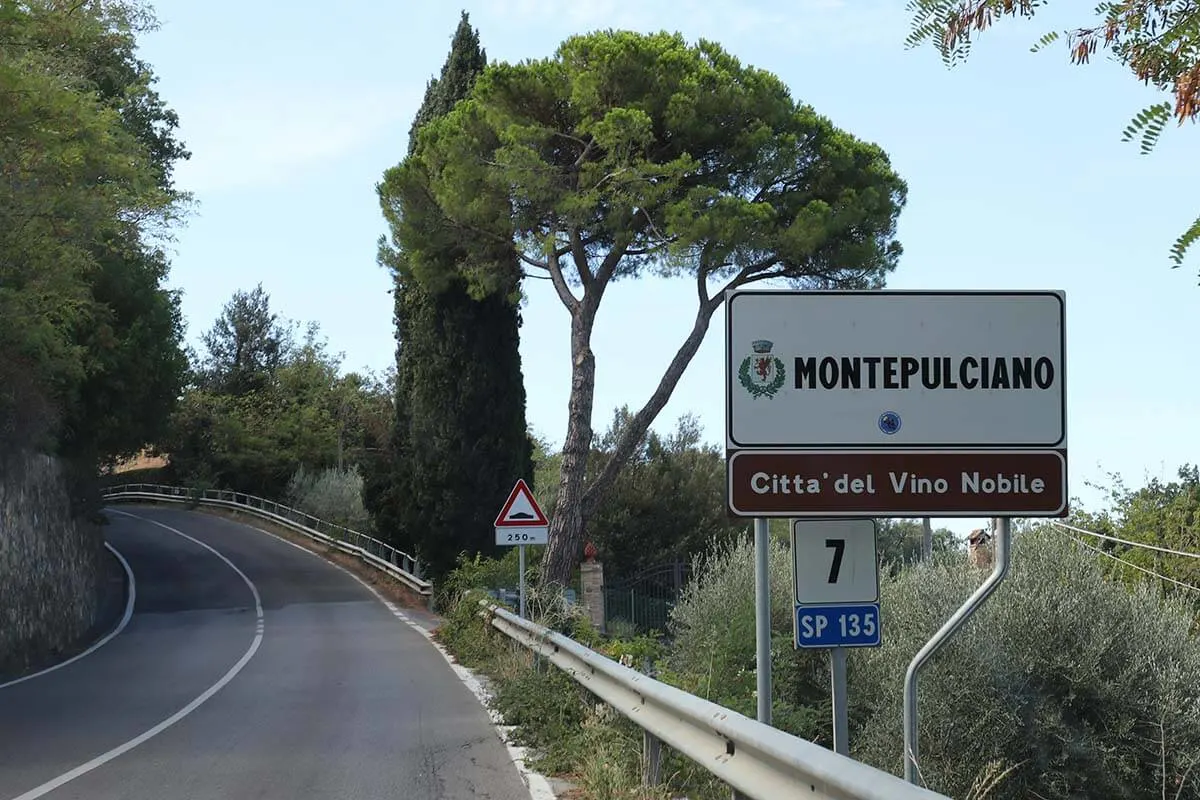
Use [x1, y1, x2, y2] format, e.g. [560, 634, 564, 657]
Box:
[0, 453, 108, 680]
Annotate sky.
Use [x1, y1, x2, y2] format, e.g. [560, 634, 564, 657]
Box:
[134, 1, 1199, 536]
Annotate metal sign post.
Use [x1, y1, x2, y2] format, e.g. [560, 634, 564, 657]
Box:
[518, 543, 527, 619]
[754, 518, 772, 724]
[831, 647, 849, 756]
[792, 518, 880, 756]
[494, 479, 549, 620]
[903, 517, 1012, 783]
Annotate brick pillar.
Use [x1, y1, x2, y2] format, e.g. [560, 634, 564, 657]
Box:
[580, 542, 605, 633]
[968, 527, 994, 570]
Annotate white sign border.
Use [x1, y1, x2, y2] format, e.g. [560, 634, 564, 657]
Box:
[791, 518, 879, 605]
[494, 526, 549, 546]
[724, 289, 1067, 451]
[726, 449, 1069, 518]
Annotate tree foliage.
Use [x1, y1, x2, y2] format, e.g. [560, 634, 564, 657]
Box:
[57, 241, 189, 467]
[875, 518, 960, 574]
[370, 11, 533, 580]
[1069, 464, 1200, 599]
[286, 466, 371, 530]
[0, 0, 189, 479]
[198, 283, 294, 396]
[163, 290, 391, 503]
[906, 0, 1200, 273]
[579, 408, 745, 578]
[389, 29, 907, 584]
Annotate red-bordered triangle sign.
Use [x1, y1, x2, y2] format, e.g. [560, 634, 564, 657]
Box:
[494, 479, 549, 527]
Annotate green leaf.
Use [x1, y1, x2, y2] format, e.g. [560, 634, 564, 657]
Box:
[1121, 102, 1173, 155]
[1030, 30, 1061, 53]
[1169, 212, 1200, 272]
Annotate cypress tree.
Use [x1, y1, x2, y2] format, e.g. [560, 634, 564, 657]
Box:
[368, 12, 533, 580]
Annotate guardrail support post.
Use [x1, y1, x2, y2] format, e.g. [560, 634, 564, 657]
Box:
[641, 730, 662, 786]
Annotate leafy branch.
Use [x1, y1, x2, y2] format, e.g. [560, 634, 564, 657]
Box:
[906, 0, 1200, 273]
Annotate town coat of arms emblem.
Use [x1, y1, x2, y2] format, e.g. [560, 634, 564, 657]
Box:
[738, 340, 786, 399]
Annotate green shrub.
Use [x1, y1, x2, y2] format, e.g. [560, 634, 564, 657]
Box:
[285, 465, 370, 530]
[851, 527, 1200, 799]
[596, 631, 667, 669]
[438, 549, 524, 610]
[434, 588, 500, 669]
[434, 586, 627, 782]
[666, 534, 830, 742]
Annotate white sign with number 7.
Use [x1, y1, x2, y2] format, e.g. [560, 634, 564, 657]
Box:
[792, 519, 879, 605]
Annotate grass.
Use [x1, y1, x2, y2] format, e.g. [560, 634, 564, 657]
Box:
[432, 588, 724, 800]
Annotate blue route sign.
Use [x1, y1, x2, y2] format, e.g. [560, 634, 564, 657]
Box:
[794, 603, 882, 649]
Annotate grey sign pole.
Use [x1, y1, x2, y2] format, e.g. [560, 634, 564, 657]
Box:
[831, 647, 849, 756]
[518, 543, 527, 619]
[754, 517, 772, 724]
[903, 517, 1012, 783]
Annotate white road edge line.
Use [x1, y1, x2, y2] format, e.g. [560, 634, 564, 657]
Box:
[207, 512, 557, 800]
[6, 510, 266, 800]
[0, 542, 137, 691]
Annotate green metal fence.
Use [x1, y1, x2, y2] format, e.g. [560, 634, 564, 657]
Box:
[602, 561, 689, 635]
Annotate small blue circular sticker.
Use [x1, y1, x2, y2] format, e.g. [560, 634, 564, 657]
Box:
[879, 411, 902, 435]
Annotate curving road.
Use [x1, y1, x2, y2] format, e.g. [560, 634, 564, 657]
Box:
[0, 506, 533, 800]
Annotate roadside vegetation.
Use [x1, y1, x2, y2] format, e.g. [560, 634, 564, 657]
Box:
[155, 285, 393, 532]
[10, 6, 1200, 798]
[434, 473, 1200, 799]
[0, 0, 189, 674]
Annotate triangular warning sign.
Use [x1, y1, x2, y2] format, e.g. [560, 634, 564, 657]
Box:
[494, 479, 549, 527]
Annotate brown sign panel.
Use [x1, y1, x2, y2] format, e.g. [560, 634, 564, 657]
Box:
[728, 450, 1067, 517]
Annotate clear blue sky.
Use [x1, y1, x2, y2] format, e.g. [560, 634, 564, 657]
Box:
[136, 1, 1198, 534]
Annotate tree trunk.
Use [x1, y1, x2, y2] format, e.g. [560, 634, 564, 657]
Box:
[583, 295, 722, 518]
[541, 304, 598, 587]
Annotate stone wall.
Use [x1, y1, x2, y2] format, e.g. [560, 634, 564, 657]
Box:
[0, 453, 107, 679]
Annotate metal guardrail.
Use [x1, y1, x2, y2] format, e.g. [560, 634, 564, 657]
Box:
[483, 602, 951, 800]
[100, 483, 432, 600]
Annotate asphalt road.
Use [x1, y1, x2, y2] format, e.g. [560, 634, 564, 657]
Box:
[0, 506, 533, 800]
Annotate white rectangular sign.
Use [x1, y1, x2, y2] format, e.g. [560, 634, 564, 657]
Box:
[726, 290, 1066, 449]
[495, 527, 548, 546]
[792, 519, 879, 605]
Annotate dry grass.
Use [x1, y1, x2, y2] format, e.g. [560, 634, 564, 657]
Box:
[111, 450, 169, 473]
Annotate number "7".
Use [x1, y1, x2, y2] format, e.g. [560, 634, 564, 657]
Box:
[825, 538, 845, 583]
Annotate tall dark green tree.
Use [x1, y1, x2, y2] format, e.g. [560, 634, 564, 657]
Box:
[369, 11, 533, 579]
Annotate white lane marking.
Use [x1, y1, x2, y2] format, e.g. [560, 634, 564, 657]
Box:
[0, 543, 136, 691]
[6, 510, 265, 800]
[205, 513, 558, 800]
